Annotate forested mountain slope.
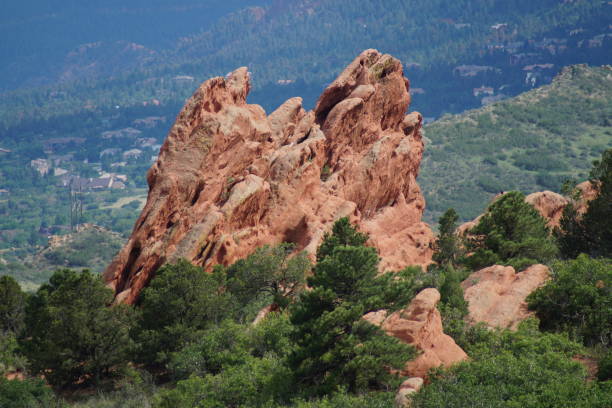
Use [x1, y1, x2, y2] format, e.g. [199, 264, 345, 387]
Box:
[1, 0, 610, 127]
[420, 64, 612, 222]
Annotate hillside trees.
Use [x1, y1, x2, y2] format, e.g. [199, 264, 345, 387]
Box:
[21, 269, 134, 388]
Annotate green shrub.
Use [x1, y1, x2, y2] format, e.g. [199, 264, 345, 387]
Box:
[527, 255, 611, 346]
[0, 377, 61, 408]
[412, 321, 611, 408]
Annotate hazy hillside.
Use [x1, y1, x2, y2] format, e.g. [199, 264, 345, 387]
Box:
[0, 0, 270, 91]
[420, 64, 612, 223]
[1, 0, 610, 127]
[0, 225, 124, 290]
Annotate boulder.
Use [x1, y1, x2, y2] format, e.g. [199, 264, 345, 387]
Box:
[461, 264, 550, 329]
[395, 377, 424, 408]
[365, 288, 468, 378]
[104, 50, 434, 303]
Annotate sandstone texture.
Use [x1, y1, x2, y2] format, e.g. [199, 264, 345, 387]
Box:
[525, 191, 568, 228]
[395, 377, 424, 408]
[461, 264, 550, 329]
[365, 288, 468, 378]
[104, 50, 434, 303]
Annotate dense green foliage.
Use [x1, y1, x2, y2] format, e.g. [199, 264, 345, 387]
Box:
[527, 255, 611, 346]
[432, 208, 463, 266]
[463, 191, 558, 270]
[421, 65, 612, 223]
[558, 148, 612, 258]
[222, 243, 310, 311]
[0, 275, 25, 334]
[0, 377, 60, 408]
[134, 260, 231, 367]
[412, 320, 612, 408]
[289, 218, 416, 397]
[22, 269, 134, 388]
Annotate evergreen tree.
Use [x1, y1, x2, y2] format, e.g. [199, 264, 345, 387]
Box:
[580, 149, 612, 257]
[463, 191, 558, 270]
[222, 243, 310, 310]
[558, 149, 612, 258]
[432, 208, 463, 267]
[134, 259, 231, 367]
[289, 218, 415, 397]
[0, 275, 25, 334]
[22, 269, 134, 388]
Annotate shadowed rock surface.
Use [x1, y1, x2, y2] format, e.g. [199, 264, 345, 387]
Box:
[104, 50, 434, 303]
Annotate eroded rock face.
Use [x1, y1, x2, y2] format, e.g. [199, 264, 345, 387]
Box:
[104, 49, 434, 303]
[461, 264, 550, 329]
[365, 288, 468, 378]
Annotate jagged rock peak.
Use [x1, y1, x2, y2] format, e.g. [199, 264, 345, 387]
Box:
[104, 49, 434, 304]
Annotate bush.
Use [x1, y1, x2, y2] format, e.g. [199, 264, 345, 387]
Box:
[527, 255, 611, 346]
[412, 321, 611, 408]
[598, 350, 612, 382]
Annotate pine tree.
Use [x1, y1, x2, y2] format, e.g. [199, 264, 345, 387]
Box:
[289, 218, 415, 397]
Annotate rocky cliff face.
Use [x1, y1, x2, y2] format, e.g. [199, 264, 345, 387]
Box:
[104, 50, 434, 303]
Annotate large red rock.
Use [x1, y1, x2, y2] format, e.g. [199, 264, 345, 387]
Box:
[365, 288, 468, 378]
[461, 264, 550, 329]
[104, 50, 434, 303]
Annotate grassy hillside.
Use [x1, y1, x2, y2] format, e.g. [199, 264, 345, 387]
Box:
[420, 64, 612, 223]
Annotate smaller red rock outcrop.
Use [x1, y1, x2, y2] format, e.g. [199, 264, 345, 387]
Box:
[459, 181, 598, 234]
[365, 288, 467, 378]
[461, 264, 550, 329]
[525, 191, 568, 228]
[395, 377, 424, 408]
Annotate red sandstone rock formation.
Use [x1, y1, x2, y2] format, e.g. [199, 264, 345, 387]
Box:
[365, 288, 468, 378]
[104, 50, 434, 303]
[461, 264, 550, 329]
